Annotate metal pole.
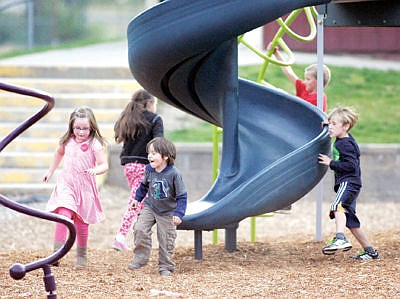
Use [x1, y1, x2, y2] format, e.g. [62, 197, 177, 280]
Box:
[315, 12, 325, 241]
[212, 126, 220, 244]
[27, 0, 34, 49]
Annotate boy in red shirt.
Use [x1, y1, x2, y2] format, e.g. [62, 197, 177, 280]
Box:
[269, 44, 331, 213]
[271, 45, 331, 112]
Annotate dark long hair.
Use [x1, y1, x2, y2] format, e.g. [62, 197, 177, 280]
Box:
[114, 89, 155, 143]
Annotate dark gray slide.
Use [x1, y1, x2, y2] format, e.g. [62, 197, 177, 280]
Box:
[127, 0, 332, 230]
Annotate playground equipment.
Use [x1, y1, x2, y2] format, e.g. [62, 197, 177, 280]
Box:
[211, 6, 323, 243]
[0, 82, 76, 299]
[238, 6, 320, 85]
[320, 0, 399, 27]
[1, 0, 398, 295]
[127, 0, 331, 259]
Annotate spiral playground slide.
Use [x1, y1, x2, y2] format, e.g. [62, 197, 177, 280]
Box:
[127, 0, 332, 231]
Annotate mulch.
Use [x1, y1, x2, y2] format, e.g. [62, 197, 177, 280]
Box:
[0, 186, 399, 298]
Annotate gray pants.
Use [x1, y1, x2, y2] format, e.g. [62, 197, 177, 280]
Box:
[132, 205, 177, 273]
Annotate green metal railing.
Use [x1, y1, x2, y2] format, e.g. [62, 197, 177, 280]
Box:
[212, 7, 319, 244]
[238, 6, 318, 85]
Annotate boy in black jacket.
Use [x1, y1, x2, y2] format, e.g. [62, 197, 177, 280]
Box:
[318, 107, 379, 260]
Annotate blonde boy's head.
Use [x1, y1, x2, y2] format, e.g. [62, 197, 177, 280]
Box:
[328, 107, 359, 131]
[305, 64, 331, 87]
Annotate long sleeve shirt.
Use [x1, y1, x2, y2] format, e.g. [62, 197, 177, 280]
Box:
[329, 134, 362, 189]
[135, 164, 187, 219]
[120, 111, 164, 165]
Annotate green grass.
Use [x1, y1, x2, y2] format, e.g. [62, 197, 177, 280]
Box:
[169, 64, 400, 144]
[3, 44, 398, 143]
[0, 38, 121, 59]
[166, 123, 217, 142]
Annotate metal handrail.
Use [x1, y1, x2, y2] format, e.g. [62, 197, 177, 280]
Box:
[0, 0, 32, 11]
[238, 7, 319, 84]
[0, 81, 76, 299]
[0, 0, 34, 49]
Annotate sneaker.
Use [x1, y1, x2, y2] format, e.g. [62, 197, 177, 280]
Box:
[112, 239, 128, 252]
[350, 250, 380, 260]
[128, 262, 143, 270]
[159, 270, 172, 276]
[322, 237, 352, 255]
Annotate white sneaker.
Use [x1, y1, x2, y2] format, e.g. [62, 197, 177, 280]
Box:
[112, 239, 129, 252]
[322, 238, 352, 255]
[350, 250, 380, 260]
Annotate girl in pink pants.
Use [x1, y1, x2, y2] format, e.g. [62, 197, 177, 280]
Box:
[112, 89, 164, 252]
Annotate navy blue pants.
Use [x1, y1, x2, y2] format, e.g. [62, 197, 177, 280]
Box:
[330, 181, 361, 228]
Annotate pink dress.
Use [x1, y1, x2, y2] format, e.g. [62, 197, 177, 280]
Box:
[46, 137, 105, 224]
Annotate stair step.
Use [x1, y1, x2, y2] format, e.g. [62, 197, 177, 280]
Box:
[0, 179, 106, 197]
[0, 65, 133, 79]
[0, 122, 115, 139]
[0, 167, 51, 183]
[0, 107, 124, 123]
[0, 152, 53, 167]
[0, 137, 58, 152]
[0, 92, 132, 108]
[0, 183, 55, 197]
[0, 64, 185, 191]
[1, 78, 141, 93]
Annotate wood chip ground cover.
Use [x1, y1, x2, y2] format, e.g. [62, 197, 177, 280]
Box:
[1, 186, 399, 298]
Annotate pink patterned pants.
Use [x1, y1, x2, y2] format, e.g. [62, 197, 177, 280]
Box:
[117, 162, 146, 236]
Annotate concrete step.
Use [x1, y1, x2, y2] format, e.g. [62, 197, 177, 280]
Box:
[1, 78, 141, 93]
[0, 65, 133, 79]
[0, 92, 132, 108]
[0, 152, 53, 168]
[0, 122, 115, 140]
[0, 183, 55, 197]
[0, 100, 199, 136]
[0, 106, 124, 123]
[0, 66, 142, 194]
[0, 167, 51, 183]
[0, 172, 107, 196]
[0, 137, 58, 152]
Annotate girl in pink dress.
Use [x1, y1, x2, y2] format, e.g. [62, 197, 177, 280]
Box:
[44, 106, 108, 267]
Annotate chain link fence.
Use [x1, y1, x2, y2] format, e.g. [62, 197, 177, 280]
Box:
[0, 0, 153, 54]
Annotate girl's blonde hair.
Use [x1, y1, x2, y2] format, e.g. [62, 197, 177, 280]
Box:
[114, 89, 156, 143]
[60, 106, 106, 146]
[328, 107, 359, 131]
[305, 64, 331, 87]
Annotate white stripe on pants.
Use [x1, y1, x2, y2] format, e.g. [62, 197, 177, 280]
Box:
[330, 181, 348, 212]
